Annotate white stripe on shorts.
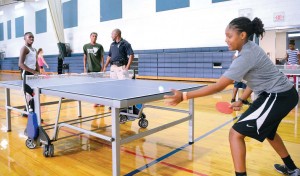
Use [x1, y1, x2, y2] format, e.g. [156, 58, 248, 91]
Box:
[238, 93, 277, 134]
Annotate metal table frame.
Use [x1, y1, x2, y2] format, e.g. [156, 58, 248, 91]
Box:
[1, 79, 202, 176]
[276, 64, 300, 91]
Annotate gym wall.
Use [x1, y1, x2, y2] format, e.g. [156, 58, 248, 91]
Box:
[0, 0, 299, 57]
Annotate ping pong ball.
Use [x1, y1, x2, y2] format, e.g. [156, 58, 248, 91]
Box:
[158, 86, 164, 92]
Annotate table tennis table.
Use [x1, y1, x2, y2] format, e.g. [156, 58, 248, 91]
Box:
[276, 64, 300, 91]
[0, 72, 204, 176]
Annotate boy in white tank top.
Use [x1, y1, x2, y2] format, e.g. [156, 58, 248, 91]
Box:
[19, 32, 39, 77]
[18, 32, 39, 117]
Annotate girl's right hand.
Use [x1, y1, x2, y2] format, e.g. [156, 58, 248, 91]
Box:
[164, 89, 183, 106]
[33, 71, 39, 75]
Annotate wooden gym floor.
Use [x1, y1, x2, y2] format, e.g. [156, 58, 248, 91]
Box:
[0, 72, 299, 176]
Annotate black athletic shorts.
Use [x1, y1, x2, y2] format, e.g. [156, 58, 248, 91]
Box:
[232, 87, 298, 142]
[20, 69, 34, 79]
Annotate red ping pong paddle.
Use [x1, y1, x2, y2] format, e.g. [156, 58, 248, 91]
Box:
[215, 102, 233, 114]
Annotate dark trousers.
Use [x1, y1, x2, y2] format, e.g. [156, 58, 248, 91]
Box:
[20, 69, 35, 112]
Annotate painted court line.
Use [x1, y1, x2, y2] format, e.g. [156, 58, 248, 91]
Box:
[125, 116, 238, 176]
[124, 149, 207, 176]
[42, 122, 208, 176]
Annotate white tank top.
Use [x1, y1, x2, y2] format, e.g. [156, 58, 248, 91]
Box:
[24, 46, 37, 70]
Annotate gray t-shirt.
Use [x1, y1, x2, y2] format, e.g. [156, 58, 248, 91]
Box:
[223, 41, 293, 95]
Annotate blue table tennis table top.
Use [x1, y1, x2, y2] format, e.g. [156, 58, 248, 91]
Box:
[41, 79, 203, 101]
[0, 78, 205, 105]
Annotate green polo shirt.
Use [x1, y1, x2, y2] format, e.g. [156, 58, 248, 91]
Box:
[83, 43, 104, 72]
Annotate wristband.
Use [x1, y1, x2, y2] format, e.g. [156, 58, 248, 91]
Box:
[182, 92, 188, 101]
[238, 98, 247, 104]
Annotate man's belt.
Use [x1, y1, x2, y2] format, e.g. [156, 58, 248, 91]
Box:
[111, 61, 124, 67]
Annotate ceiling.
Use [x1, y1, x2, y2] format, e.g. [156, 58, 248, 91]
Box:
[0, 0, 25, 6]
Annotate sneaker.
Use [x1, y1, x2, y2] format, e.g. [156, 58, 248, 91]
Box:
[289, 169, 300, 176]
[274, 164, 300, 176]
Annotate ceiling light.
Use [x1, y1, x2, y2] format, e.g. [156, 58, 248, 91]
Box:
[288, 33, 300, 37]
[15, 2, 24, 10]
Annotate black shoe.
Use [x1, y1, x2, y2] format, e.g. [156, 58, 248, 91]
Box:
[22, 113, 28, 117]
[231, 99, 235, 103]
[274, 164, 300, 176]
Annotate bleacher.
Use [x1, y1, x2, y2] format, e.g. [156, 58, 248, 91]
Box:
[136, 46, 233, 81]
[0, 46, 233, 81]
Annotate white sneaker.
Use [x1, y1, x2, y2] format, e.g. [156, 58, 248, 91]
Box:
[274, 164, 300, 176]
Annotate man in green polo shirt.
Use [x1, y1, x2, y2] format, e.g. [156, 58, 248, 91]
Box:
[83, 32, 104, 107]
[83, 32, 104, 73]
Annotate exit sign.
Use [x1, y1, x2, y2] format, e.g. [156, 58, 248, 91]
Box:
[273, 12, 285, 22]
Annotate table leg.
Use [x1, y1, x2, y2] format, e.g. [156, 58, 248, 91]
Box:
[296, 76, 299, 92]
[77, 101, 82, 117]
[294, 104, 298, 135]
[34, 88, 42, 125]
[111, 107, 120, 176]
[188, 98, 194, 144]
[52, 98, 62, 140]
[5, 88, 11, 132]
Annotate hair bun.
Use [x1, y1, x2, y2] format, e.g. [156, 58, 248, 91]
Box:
[289, 40, 295, 45]
[251, 17, 265, 39]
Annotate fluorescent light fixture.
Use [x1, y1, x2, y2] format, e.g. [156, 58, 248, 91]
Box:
[15, 2, 24, 10]
[0, 11, 3, 16]
[288, 33, 300, 37]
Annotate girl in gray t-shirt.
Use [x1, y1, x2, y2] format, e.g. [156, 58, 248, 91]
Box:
[164, 17, 299, 176]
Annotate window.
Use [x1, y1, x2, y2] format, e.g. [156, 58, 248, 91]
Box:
[7, 20, 11, 39]
[212, 0, 230, 3]
[156, 0, 189, 12]
[0, 23, 4, 41]
[63, 0, 78, 28]
[100, 0, 122, 22]
[15, 16, 24, 38]
[36, 9, 47, 34]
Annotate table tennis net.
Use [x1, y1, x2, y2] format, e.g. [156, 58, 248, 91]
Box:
[25, 70, 134, 87]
